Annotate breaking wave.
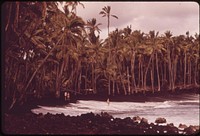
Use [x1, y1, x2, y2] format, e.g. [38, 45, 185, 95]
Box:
[32, 94, 199, 127]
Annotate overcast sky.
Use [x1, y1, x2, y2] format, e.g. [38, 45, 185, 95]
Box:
[74, 2, 199, 39]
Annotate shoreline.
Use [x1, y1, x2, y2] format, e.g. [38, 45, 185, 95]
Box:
[3, 87, 199, 135]
[4, 86, 199, 114]
[3, 112, 199, 135]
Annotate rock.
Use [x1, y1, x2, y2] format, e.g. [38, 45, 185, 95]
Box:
[167, 126, 179, 134]
[193, 126, 200, 131]
[81, 112, 95, 118]
[155, 117, 167, 124]
[167, 123, 174, 127]
[44, 112, 53, 119]
[100, 112, 113, 119]
[123, 117, 132, 123]
[132, 116, 141, 123]
[179, 123, 187, 129]
[56, 113, 65, 118]
[37, 113, 44, 119]
[140, 117, 148, 124]
[184, 125, 197, 135]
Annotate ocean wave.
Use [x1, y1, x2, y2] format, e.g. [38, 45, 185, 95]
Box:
[31, 96, 199, 127]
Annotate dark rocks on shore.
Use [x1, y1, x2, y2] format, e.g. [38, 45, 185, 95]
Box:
[155, 117, 167, 124]
[100, 112, 113, 119]
[184, 125, 200, 135]
[167, 123, 174, 127]
[140, 117, 148, 124]
[4, 112, 198, 135]
[179, 123, 188, 129]
[132, 116, 141, 123]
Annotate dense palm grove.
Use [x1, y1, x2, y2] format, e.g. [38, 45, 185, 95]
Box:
[3, 2, 199, 110]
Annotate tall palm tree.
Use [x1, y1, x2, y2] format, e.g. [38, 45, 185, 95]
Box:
[99, 6, 118, 96]
[193, 33, 200, 86]
[99, 6, 118, 36]
[147, 31, 164, 92]
[164, 31, 173, 90]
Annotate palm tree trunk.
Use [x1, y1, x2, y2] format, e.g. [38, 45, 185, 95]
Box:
[107, 15, 110, 36]
[120, 72, 127, 95]
[184, 52, 187, 87]
[156, 52, 160, 91]
[151, 55, 154, 93]
[94, 64, 97, 93]
[144, 54, 153, 93]
[108, 76, 111, 95]
[167, 47, 172, 90]
[160, 61, 164, 86]
[85, 66, 88, 90]
[92, 63, 95, 93]
[188, 58, 191, 85]
[172, 56, 178, 92]
[14, 2, 19, 29]
[108, 14, 111, 96]
[127, 67, 131, 95]
[131, 53, 136, 93]
[164, 61, 167, 83]
[141, 59, 144, 91]
[78, 69, 82, 93]
[138, 59, 141, 88]
[112, 80, 115, 96]
[5, 3, 12, 31]
[116, 82, 120, 94]
[16, 37, 62, 107]
[194, 57, 198, 85]
[56, 59, 65, 98]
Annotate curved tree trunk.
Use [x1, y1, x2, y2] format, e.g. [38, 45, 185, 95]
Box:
[13, 36, 63, 110]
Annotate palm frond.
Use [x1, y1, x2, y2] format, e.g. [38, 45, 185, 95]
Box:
[111, 15, 118, 19]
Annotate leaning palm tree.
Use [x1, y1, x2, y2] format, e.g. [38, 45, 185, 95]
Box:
[3, 1, 52, 110]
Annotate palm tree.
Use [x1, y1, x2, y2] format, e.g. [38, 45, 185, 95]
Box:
[65, 1, 85, 14]
[86, 18, 102, 44]
[99, 6, 118, 36]
[163, 31, 173, 90]
[99, 6, 118, 96]
[128, 30, 144, 93]
[3, 1, 53, 109]
[147, 31, 165, 92]
[193, 33, 200, 86]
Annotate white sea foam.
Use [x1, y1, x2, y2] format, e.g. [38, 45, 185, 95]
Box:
[31, 95, 199, 127]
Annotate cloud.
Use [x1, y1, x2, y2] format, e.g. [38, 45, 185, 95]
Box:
[76, 2, 199, 38]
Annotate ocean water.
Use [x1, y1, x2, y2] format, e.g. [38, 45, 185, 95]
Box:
[31, 94, 199, 127]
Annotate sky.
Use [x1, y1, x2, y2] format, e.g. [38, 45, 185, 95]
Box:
[64, 2, 199, 39]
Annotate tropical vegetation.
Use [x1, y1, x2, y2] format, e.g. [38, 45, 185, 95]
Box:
[2, 2, 199, 110]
